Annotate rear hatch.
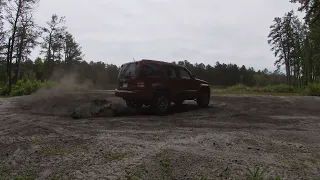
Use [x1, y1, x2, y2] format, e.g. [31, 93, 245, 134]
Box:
[118, 62, 141, 90]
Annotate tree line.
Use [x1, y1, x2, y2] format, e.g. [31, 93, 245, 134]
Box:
[0, 0, 85, 93]
[268, 0, 320, 87]
[0, 56, 286, 90]
[0, 0, 319, 93]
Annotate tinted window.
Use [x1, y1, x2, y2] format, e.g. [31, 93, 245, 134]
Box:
[118, 62, 140, 79]
[166, 66, 177, 78]
[144, 63, 162, 77]
[179, 68, 191, 79]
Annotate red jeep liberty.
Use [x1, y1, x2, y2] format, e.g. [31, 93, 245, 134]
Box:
[115, 59, 211, 114]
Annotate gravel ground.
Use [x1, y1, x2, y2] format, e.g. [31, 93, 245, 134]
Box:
[0, 90, 320, 180]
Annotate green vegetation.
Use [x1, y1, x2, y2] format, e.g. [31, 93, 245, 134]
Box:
[0, 165, 11, 180]
[124, 169, 142, 180]
[105, 152, 127, 161]
[200, 175, 208, 180]
[212, 83, 320, 96]
[9, 80, 55, 97]
[13, 170, 36, 180]
[246, 167, 283, 180]
[302, 83, 320, 96]
[159, 156, 172, 174]
[13, 174, 35, 180]
[257, 84, 298, 93]
[51, 174, 72, 180]
[31, 139, 41, 145]
[0, 78, 94, 97]
[265, 0, 320, 95]
[225, 84, 253, 93]
[213, 84, 298, 96]
[246, 167, 267, 180]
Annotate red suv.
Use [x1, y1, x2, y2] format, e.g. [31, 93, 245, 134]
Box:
[115, 59, 211, 114]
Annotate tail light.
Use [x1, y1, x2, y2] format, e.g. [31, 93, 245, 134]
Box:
[137, 82, 145, 88]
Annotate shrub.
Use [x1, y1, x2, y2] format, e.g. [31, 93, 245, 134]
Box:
[227, 84, 252, 92]
[224, 84, 301, 94]
[9, 80, 57, 97]
[257, 84, 297, 93]
[273, 84, 295, 93]
[10, 80, 42, 96]
[1, 79, 89, 97]
[302, 83, 320, 96]
[0, 84, 8, 96]
[254, 85, 272, 92]
[251, 86, 261, 92]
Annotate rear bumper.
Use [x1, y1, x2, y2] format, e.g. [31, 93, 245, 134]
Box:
[114, 89, 152, 101]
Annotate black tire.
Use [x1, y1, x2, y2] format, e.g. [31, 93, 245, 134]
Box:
[152, 92, 170, 115]
[197, 92, 210, 108]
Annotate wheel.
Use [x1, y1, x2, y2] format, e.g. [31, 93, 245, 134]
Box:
[126, 101, 134, 108]
[197, 92, 210, 108]
[126, 101, 143, 109]
[152, 93, 170, 115]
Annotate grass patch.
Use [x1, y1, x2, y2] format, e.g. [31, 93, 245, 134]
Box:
[200, 175, 208, 180]
[213, 90, 300, 96]
[41, 148, 65, 156]
[246, 167, 267, 180]
[41, 144, 87, 157]
[105, 152, 127, 161]
[308, 158, 320, 169]
[124, 169, 142, 180]
[159, 156, 172, 174]
[51, 174, 63, 180]
[212, 84, 302, 96]
[51, 174, 72, 180]
[274, 175, 282, 180]
[246, 167, 282, 180]
[213, 83, 320, 96]
[31, 139, 41, 145]
[13, 170, 36, 180]
[0, 165, 11, 180]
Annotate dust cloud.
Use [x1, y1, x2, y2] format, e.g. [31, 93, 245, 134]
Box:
[16, 70, 131, 119]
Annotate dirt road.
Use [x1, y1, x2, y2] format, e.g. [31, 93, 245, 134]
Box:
[0, 91, 320, 180]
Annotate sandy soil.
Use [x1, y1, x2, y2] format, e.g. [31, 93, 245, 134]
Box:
[0, 90, 320, 180]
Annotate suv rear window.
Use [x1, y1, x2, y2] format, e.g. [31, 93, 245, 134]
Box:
[118, 62, 140, 79]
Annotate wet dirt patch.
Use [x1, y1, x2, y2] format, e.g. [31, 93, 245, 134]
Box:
[11, 90, 137, 119]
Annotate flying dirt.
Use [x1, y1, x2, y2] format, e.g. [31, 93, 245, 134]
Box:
[0, 87, 320, 180]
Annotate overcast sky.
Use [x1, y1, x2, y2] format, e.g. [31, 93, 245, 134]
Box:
[32, 0, 303, 71]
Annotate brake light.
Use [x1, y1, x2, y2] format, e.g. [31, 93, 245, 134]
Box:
[137, 82, 145, 88]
